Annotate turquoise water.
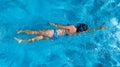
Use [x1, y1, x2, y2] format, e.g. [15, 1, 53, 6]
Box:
[0, 0, 120, 67]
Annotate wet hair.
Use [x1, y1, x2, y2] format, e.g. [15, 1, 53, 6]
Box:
[76, 23, 88, 32]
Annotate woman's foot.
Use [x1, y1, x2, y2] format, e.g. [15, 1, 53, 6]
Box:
[14, 37, 22, 43]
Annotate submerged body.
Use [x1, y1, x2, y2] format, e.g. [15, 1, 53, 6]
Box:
[33, 25, 77, 37]
[14, 22, 105, 43]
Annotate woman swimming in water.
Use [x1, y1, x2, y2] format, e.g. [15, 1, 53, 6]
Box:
[14, 22, 105, 43]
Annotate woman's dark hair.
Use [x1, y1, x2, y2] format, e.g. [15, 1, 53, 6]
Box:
[76, 23, 88, 32]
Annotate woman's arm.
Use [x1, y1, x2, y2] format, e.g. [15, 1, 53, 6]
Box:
[86, 26, 105, 32]
[48, 22, 69, 29]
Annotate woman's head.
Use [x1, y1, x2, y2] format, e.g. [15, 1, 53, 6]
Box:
[76, 23, 88, 33]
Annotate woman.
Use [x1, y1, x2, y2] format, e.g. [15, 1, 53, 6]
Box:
[14, 22, 105, 43]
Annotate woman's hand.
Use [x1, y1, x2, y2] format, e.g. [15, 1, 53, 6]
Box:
[96, 26, 106, 30]
[99, 26, 105, 30]
[48, 22, 56, 26]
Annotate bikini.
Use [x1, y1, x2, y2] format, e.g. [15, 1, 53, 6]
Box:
[51, 29, 69, 40]
[51, 29, 58, 40]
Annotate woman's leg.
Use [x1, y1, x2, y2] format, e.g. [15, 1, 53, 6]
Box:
[14, 35, 44, 43]
[17, 30, 49, 36]
[17, 30, 38, 35]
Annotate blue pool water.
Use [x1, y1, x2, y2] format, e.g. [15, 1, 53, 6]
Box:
[0, 0, 120, 67]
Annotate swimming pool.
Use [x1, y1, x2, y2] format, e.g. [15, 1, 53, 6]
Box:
[0, 0, 120, 67]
